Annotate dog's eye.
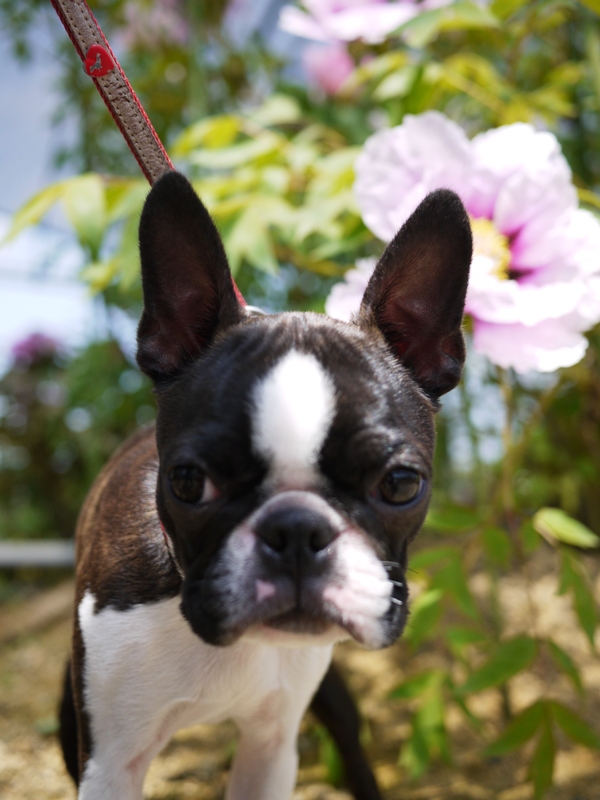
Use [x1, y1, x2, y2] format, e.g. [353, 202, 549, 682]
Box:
[169, 466, 217, 504]
[378, 468, 422, 505]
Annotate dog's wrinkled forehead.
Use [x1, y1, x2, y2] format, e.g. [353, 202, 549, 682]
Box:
[156, 313, 436, 471]
[252, 349, 335, 488]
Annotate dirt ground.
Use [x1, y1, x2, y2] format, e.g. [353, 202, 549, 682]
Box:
[1, 555, 599, 800]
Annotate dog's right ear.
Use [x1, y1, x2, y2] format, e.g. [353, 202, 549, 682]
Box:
[136, 171, 244, 383]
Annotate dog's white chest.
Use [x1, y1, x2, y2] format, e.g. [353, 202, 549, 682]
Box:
[77, 591, 333, 798]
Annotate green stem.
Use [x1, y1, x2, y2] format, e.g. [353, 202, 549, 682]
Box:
[458, 370, 484, 504]
[498, 368, 515, 515]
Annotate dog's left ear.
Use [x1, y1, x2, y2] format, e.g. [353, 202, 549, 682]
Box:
[136, 171, 244, 383]
[359, 189, 472, 399]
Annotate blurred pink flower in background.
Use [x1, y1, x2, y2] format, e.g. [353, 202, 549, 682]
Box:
[122, 0, 188, 49]
[12, 333, 60, 367]
[279, 0, 452, 44]
[326, 111, 600, 373]
[303, 42, 355, 94]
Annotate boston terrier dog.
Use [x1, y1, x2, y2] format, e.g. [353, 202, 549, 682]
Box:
[59, 170, 472, 800]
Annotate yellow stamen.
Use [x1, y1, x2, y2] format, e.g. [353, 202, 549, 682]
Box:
[470, 216, 511, 280]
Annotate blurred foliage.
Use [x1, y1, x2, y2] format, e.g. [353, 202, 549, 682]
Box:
[0, 0, 281, 174]
[0, 335, 154, 544]
[2, 0, 600, 797]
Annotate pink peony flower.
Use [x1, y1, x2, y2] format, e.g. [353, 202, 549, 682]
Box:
[326, 112, 600, 373]
[303, 42, 355, 94]
[279, 0, 452, 45]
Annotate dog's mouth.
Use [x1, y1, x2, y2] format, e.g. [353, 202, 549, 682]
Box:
[182, 545, 409, 649]
[263, 608, 333, 636]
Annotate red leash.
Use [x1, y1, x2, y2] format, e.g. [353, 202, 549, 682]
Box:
[49, 0, 246, 305]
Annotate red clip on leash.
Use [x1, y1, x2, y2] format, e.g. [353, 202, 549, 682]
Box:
[49, 0, 246, 305]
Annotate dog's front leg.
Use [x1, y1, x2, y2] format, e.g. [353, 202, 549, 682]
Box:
[227, 714, 299, 800]
[227, 645, 333, 800]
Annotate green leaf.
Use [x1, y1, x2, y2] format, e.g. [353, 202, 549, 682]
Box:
[398, 2, 498, 48]
[407, 546, 458, 571]
[398, 8, 447, 48]
[293, 192, 355, 242]
[340, 51, 408, 95]
[546, 641, 583, 694]
[579, 0, 600, 16]
[490, 0, 529, 19]
[403, 589, 443, 648]
[431, 560, 478, 619]
[315, 724, 345, 787]
[558, 549, 577, 595]
[3, 180, 68, 241]
[80, 257, 118, 293]
[484, 702, 544, 756]
[520, 520, 541, 555]
[445, 626, 486, 650]
[458, 636, 537, 695]
[225, 206, 279, 276]
[115, 214, 143, 289]
[533, 508, 600, 549]
[578, 188, 600, 211]
[249, 94, 302, 126]
[586, 28, 600, 101]
[106, 181, 147, 223]
[373, 65, 419, 101]
[389, 669, 442, 700]
[560, 551, 598, 647]
[419, 689, 450, 762]
[572, 576, 598, 647]
[172, 115, 241, 156]
[399, 715, 430, 778]
[482, 526, 512, 568]
[424, 505, 480, 532]
[63, 174, 106, 258]
[529, 714, 555, 800]
[190, 132, 282, 170]
[551, 702, 600, 749]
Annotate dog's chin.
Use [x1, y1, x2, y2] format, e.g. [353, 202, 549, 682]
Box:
[243, 612, 349, 648]
[181, 571, 407, 649]
[266, 609, 333, 635]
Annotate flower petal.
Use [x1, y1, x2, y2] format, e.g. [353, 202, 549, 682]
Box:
[466, 266, 587, 326]
[325, 258, 375, 321]
[470, 124, 573, 224]
[279, 6, 332, 41]
[303, 43, 355, 94]
[473, 317, 589, 373]
[355, 111, 472, 241]
[322, 5, 418, 43]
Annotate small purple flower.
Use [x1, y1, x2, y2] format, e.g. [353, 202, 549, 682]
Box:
[11, 333, 60, 366]
[279, 0, 452, 45]
[326, 112, 600, 373]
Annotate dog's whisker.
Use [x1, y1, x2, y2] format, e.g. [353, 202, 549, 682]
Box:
[390, 597, 403, 607]
[389, 580, 404, 588]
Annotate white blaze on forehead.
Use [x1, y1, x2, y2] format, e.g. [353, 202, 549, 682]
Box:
[252, 350, 336, 487]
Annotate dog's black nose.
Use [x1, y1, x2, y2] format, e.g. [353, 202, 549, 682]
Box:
[256, 506, 337, 572]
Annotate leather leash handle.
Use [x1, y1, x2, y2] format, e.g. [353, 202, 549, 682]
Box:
[49, 0, 246, 305]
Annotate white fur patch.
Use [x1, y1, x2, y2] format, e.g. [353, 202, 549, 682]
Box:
[77, 591, 333, 799]
[323, 530, 392, 649]
[252, 350, 335, 488]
